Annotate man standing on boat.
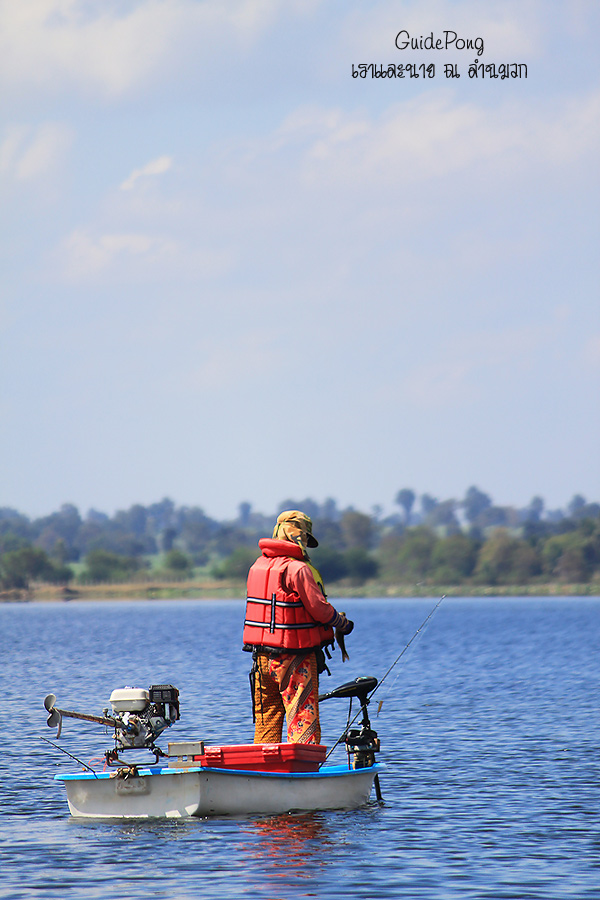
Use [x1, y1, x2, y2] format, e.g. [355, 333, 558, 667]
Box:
[243, 510, 354, 745]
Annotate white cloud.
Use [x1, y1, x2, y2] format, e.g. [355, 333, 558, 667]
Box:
[0, 0, 288, 99]
[0, 122, 72, 180]
[583, 335, 600, 368]
[185, 330, 285, 391]
[266, 90, 600, 189]
[400, 360, 477, 407]
[57, 227, 232, 281]
[0, 0, 167, 97]
[341, 0, 542, 60]
[120, 155, 173, 191]
[397, 313, 573, 408]
[60, 229, 177, 278]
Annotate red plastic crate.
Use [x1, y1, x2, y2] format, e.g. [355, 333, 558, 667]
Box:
[194, 743, 327, 773]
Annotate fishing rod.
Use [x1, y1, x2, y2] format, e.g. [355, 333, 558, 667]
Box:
[370, 593, 446, 707]
[322, 595, 446, 763]
[40, 736, 99, 777]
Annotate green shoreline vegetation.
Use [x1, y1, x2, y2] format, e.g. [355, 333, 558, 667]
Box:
[2, 579, 599, 603]
[2, 488, 599, 600]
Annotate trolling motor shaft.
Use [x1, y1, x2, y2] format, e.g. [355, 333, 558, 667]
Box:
[319, 675, 381, 770]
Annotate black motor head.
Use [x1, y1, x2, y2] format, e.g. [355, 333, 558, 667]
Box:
[318, 675, 378, 706]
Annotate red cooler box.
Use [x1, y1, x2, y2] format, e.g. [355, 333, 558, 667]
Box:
[196, 743, 327, 773]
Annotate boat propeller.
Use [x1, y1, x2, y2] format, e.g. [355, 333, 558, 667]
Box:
[44, 694, 62, 734]
[44, 692, 118, 736]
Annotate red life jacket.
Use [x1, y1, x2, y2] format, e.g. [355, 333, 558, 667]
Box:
[243, 539, 335, 652]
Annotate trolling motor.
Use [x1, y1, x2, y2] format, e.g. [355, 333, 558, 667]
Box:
[319, 675, 380, 769]
[44, 684, 180, 765]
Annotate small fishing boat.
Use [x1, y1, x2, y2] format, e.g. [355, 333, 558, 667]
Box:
[43, 677, 383, 819]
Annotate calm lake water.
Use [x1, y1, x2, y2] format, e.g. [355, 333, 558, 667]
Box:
[0, 597, 598, 900]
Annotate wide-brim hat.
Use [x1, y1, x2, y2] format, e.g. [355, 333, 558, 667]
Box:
[273, 510, 318, 548]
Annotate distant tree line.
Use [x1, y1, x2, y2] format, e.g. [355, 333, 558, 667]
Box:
[0, 489, 599, 590]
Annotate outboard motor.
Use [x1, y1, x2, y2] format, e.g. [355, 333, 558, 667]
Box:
[319, 675, 380, 769]
[105, 684, 180, 751]
[44, 684, 180, 764]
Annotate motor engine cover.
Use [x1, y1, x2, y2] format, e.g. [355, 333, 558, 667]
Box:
[109, 688, 150, 713]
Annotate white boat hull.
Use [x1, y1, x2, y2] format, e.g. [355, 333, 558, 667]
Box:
[56, 764, 382, 819]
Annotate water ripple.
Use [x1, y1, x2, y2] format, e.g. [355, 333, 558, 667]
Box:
[1, 598, 599, 900]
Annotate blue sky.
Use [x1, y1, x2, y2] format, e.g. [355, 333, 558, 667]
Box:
[1, 0, 599, 521]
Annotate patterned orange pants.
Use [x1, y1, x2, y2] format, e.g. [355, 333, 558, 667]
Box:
[253, 650, 321, 744]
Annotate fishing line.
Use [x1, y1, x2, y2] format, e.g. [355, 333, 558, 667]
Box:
[370, 594, 446, 711]
[40, 736, 99, 777]
[323, 594, 445, 761]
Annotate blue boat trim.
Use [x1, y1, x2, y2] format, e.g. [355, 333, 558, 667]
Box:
[55, 763, 384, 783]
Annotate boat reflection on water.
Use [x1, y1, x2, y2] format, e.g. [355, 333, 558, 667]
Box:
[241, 812, 333, 885]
